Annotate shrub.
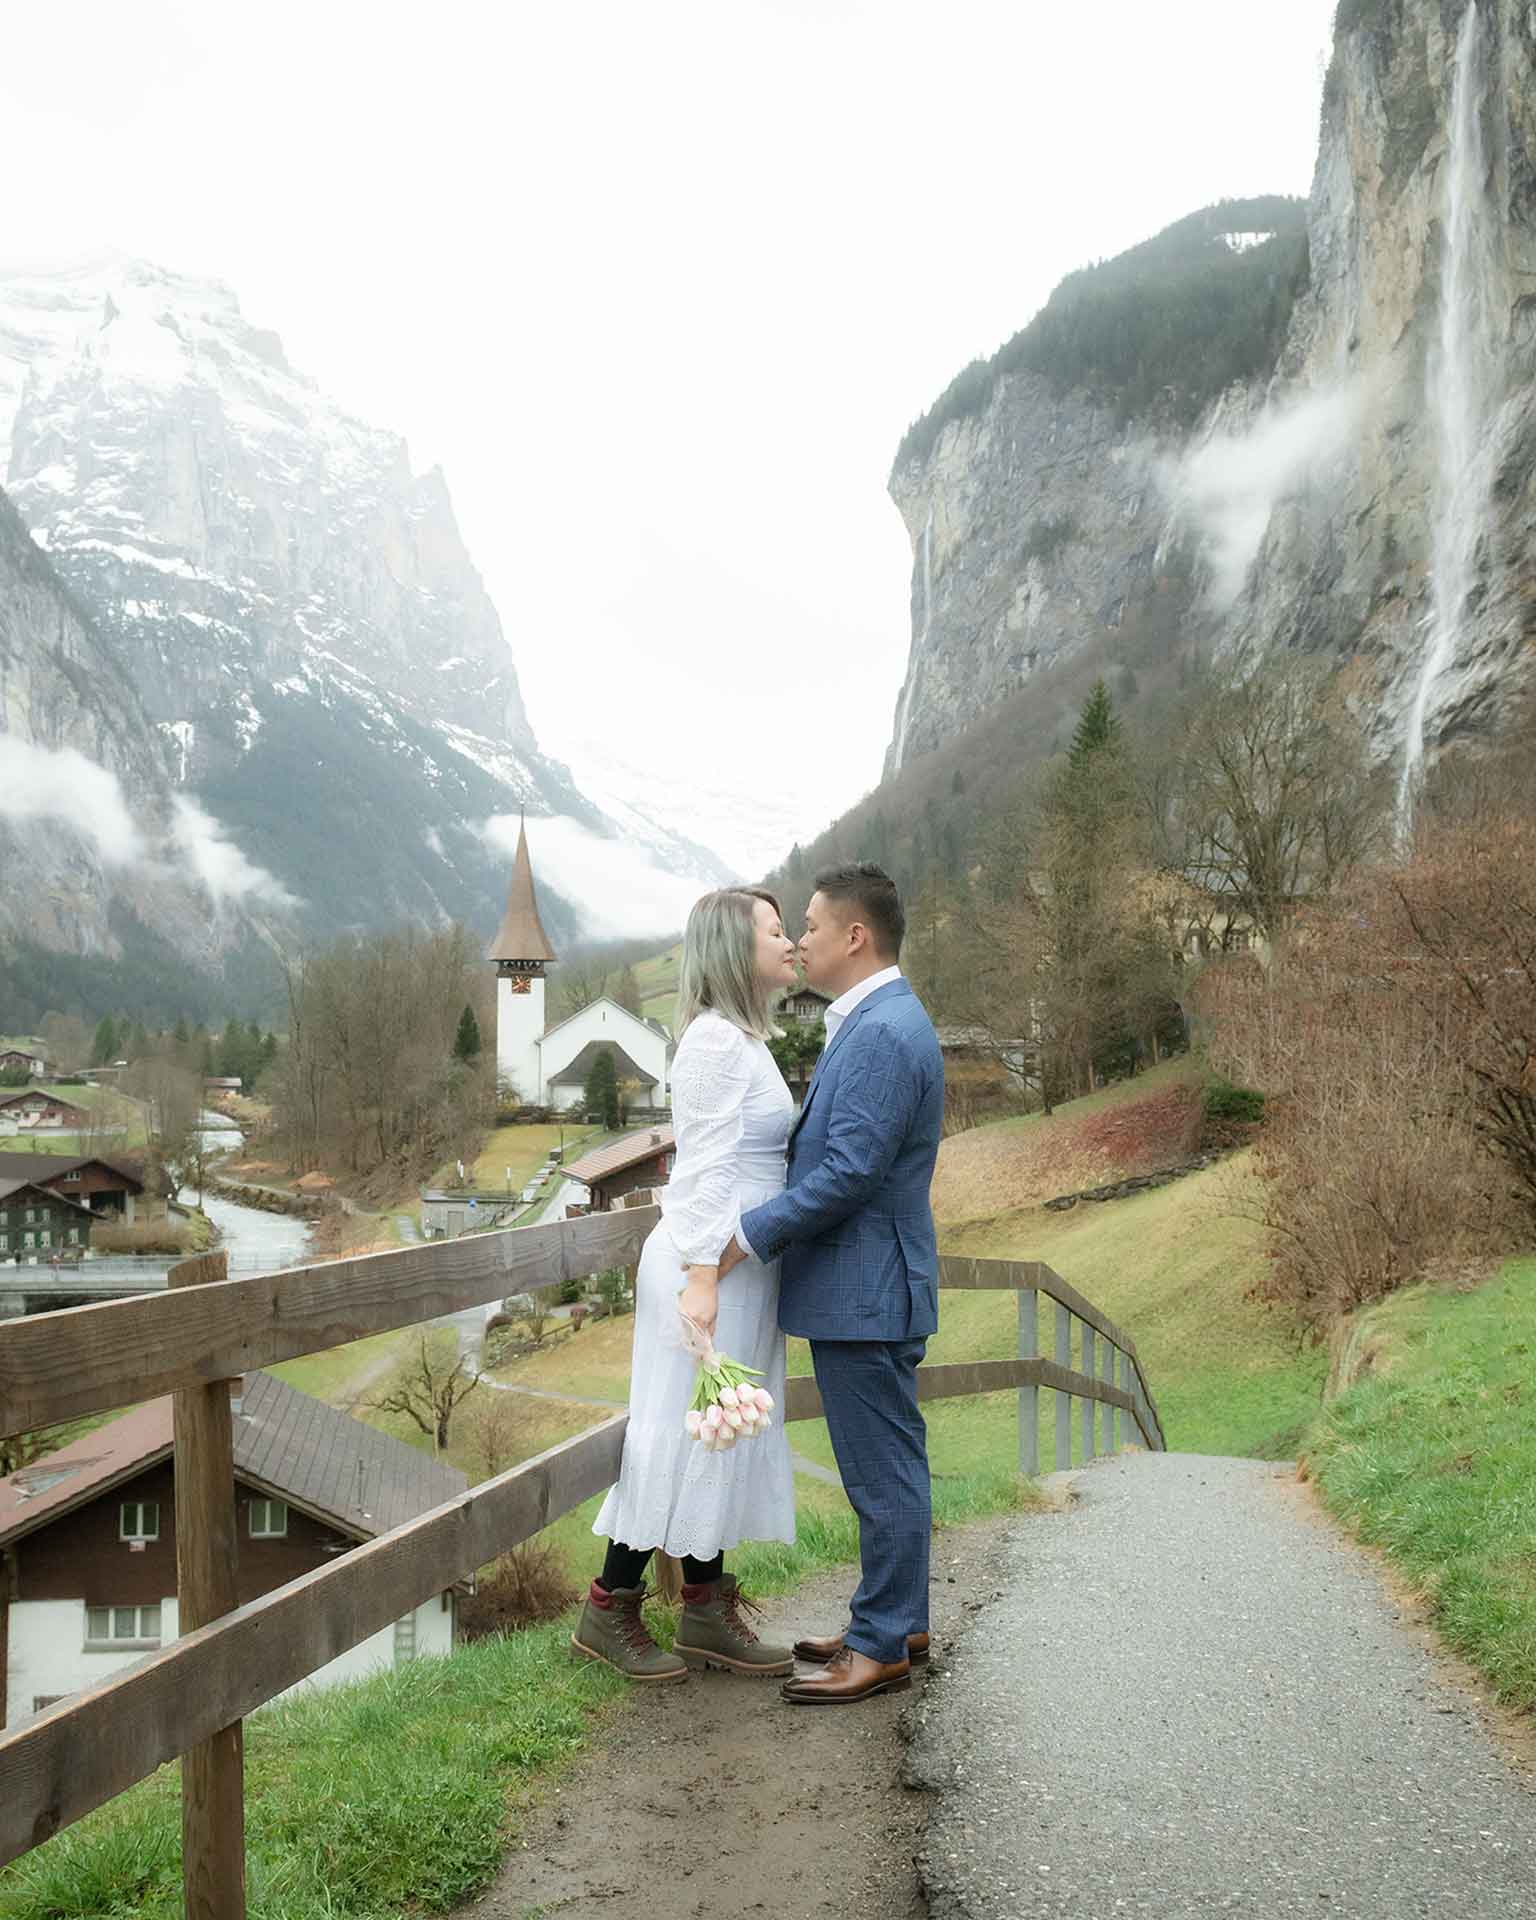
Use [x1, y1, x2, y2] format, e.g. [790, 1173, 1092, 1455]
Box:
[1204, 1080, 1265, 1125]
[558, 1276, 582, 1305]
[458, 1543, 581, 1640]
[596, 1267, 633, 1316]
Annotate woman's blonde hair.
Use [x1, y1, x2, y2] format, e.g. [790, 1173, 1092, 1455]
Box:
[675, 887, 782, 1042]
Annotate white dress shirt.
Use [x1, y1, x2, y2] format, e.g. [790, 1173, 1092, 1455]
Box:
[821, 965, 904, 1046]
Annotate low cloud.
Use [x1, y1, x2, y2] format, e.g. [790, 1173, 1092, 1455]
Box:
[168, 796, 297, 908]
[483, 813, 709, 941]
[0, 738, 294, 907]
[1170, 383, 1366, 610]
[0, 738, 145, 863]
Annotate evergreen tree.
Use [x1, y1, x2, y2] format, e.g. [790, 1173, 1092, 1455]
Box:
[262, 1031, 279, 1066]
[453, 1004, 482, 1062]
[128, 1022, 149, 1059]
[174, 1015, 190, 1045]
[583, 1047, 621, 1129]
[91, 1016, 117, 1067]
[218, 1017, 244, 1078]
[1068, 680, 1122, 769]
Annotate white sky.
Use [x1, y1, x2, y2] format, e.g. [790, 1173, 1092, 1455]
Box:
[2, 0, 1337, 877]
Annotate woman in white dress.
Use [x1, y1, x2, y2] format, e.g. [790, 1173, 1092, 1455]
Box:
[571, 887, 800, 1682]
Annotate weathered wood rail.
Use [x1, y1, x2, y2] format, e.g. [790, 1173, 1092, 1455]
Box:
[0, 1203, 1161, 1914]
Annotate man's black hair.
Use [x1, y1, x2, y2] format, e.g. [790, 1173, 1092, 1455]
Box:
[811, 861, 905, 958]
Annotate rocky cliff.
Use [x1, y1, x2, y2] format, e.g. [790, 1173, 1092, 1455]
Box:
[0, 480, 247, 969]
[0, 254, 727, 973]
[884, 0, 1536, 793]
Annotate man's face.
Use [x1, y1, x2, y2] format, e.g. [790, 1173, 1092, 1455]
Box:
[798, 891, 857, 994]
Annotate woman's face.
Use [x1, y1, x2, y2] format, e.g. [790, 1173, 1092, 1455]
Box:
[753, 898, 799, 989]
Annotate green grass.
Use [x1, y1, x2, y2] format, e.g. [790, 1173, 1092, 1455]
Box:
[0, 1623, 630, 1920]
[939, 1157, 1326, 1460]
[1305, 1256, 1536, 1711]
[633, 942, 681, 1032]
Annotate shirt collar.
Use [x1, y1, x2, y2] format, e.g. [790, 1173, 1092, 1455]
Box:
[824, 966, 903, 1038]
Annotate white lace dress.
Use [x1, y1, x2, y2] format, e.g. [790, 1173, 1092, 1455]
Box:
[592, 1011, 797, 1557]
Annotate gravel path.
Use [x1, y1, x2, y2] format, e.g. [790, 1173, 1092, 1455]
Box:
[907, 1452, 1536, 1919]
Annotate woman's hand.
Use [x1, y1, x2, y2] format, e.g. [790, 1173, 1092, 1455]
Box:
[678, 1266, 720, 1338]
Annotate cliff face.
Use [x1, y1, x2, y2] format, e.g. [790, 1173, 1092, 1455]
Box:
[0, 484, 243, 965]
[885, 0, 1536, 788]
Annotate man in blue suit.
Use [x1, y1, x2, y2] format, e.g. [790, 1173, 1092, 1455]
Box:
[722, 862, 944, 1706]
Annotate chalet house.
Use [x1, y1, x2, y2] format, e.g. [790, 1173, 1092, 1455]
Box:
[537, 1003, 673, 1114]
[0, 1371, 466, 1730]
[0, 1182, 96, 1261]
[0, 1153, 145, 1225]
[775, 984, 832, 1026]
[0, 1049, 49, 1079]
[0, 1090, 95, 1134]
[564, 1127, 675, 1212]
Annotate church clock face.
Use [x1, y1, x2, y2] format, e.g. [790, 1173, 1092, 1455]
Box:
[509, 975, 533, 995]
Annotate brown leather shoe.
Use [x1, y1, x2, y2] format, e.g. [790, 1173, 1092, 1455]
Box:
[793, 1629, 930, 1665]
[781, 1646, 911, 1706]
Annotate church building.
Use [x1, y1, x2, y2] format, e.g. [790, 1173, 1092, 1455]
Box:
[489, 822, 672, 1112]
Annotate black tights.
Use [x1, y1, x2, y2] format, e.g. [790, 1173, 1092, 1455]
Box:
[600, 1540, 724, 1591]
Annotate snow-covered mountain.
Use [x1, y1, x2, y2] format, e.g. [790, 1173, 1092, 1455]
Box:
[0, 251, 730, 964]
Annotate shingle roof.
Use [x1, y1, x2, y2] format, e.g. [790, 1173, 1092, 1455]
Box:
[547, 1040, 658, 1089]
[0, 1371, 467, 1549]
[0, 1179, 96, 1216]
[564, 1127, 675, 1187]
[0, 1152, 145, 1191]
[487, 819, 558, 964]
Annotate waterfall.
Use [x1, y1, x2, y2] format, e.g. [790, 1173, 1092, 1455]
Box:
[1398, 2, 1498, 825]
[890, 506, 933, 774]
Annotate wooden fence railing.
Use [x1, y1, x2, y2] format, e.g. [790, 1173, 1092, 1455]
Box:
[0, 1203, 1161, 1914]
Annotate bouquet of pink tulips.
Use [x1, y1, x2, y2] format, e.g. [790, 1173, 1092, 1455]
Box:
[676, 1311, 775, 1452]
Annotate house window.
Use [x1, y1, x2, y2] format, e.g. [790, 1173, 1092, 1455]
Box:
[61, 1170, 80, 1183]
[84, 1603, 162, 1648]
[249, 1498, 288, 1538]
[22, 1233, 34, 1250]
[0, 1234, 7, 1251]
[68, 1228, 80, 1245]
[120, 1500, 160, 1541]
[38, 1230, 51, 1249]
[25, 1208, 35, 1224]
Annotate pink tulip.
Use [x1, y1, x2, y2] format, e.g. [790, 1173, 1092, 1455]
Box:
[753, 1387, 773, 1411]
[703, 1403, 723, 1428]
[723, 1407, 744, 1430]
[715, 1426, 738, 1450]
[718, 1384, 739, 1409]
[685, 1409, 703, 1436]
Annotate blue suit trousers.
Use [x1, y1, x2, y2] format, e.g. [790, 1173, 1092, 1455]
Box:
[810, 1336, 931, 1664]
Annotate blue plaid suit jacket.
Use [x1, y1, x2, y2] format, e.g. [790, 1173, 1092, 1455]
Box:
[740, 977, 944, 1341]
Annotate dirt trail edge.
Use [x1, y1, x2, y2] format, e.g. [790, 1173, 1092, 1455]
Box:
[906, 1452, 1536, 1920]
[461, 1513, 1022, 1920]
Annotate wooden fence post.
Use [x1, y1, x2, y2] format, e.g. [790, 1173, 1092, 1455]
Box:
[1054, 1304, 1072, 1471]
[1100, 1339, 1115, 1452]
[170, 1250, 245, 1920]
[1081, 1324, 1096, 1460]
[1017, 1286, 1039, 1477]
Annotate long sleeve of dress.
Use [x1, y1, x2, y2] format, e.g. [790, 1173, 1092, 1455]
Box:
[660, 1016, 754, 1266]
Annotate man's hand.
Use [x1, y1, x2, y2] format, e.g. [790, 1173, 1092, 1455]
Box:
[717, 1236, 748, 1279]
[678, 1266, 719, 1338]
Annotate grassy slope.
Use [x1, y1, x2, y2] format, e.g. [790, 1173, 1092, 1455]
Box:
[632, 943, 681, 1029]
[1305, 1256, 1536, 1710]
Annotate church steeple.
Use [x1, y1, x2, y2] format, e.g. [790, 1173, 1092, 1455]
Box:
[488, 816, 557, 968]
[491, 816, 555, 1109]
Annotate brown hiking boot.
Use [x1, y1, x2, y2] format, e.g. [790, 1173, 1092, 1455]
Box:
[674, 1573, 794, 1676]
[570, 1582, 688, 1683]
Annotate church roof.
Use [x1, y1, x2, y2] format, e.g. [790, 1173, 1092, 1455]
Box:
[488, 820, 558, 964]
[548, 1040, 658, 1089]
